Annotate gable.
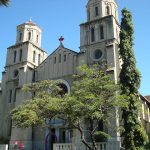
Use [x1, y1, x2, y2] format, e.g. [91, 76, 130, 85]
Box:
[35, 45, 78, 81]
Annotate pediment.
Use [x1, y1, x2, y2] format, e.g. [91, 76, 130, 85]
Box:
[36, 44, 78, 69]
[50, 44, 78, 57]
[35, 44, 79, 80]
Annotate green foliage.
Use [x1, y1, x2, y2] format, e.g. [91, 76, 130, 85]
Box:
[119, 8, 149, 150]
[12, 80, 62, 127]
[119, 8, 141, 95]
[144, 142, 150, 150]
[0, 0, 9, 6]
[11, 65, 119, 150]
[65, 65, 118, 122]
[94, 131, 111, 142]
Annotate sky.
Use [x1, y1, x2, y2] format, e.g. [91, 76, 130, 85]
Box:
[0, 0, 149, 96]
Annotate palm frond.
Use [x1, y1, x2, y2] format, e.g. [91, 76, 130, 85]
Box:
[0, 0, 9, 6]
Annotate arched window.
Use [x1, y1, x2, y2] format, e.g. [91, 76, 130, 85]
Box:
[88, 10, 90, 21]
[98, 119, 103, 131]
[38, 54, 41, 65]
[28, 32, 31, 40]
[9, 90, 12, 103]
[19, 33, 22, 41]
[54, 57, 56, 64]
[33, 51, 36, 63]
[14, 89, 17, 102]
[14, 51, 17, 63]
[32, 70, 36, 82]
[8, 119, 12, 136]
[58, 83, 68, 97]
[64, 54, 66, 62]
[100, 25, 104, 39]
[13, 69, 19, 78]
[59, 54, 61, 63]
[36, 35, 39, 43]
[95, 6, 99, 16]
[91, 27, 95, 42]
[106, 5, 110, 15]
[19, 49, 22, 61]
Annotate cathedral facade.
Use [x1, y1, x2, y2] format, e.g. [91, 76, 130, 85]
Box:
[0, 0, 149, 150]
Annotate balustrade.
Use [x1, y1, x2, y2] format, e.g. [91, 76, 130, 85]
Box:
[53, 142, 120, 150]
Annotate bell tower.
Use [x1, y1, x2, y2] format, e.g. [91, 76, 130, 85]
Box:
[1, 20, 47, 150]
[80, 0, 120, 81]
[86, 0, 118, 21]
[79, 0, 121, 144]
[16, 19, 42, 47]
[6, 20, 47, 68]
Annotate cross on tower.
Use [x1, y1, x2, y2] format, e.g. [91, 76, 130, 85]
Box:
[59, 36, 64, 44]
[29, 17, 32, 22]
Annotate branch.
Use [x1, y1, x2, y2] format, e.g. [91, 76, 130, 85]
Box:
[88, 121, 98, 150]
[73, 121, 92, 150]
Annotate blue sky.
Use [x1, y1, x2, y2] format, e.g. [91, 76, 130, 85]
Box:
[0, 0, 149, 95]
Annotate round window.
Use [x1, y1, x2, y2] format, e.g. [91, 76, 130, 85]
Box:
[94, 49, 102, 60]
[13, 70, 19, 78]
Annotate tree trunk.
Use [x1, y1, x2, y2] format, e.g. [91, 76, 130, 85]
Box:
[74, 123, 93, 150]
[90, 132, 98, 150]
[89, 120, 98, 150]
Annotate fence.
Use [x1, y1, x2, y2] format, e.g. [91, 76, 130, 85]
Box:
[53, 142, 120, 150]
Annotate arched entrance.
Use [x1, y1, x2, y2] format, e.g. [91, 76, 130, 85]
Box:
[45, 128, 57, 150]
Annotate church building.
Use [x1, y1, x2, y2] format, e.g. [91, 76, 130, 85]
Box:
[0, 0, 149, 150]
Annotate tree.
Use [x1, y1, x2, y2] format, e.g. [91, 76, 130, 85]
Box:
[0, 0, 9, 6]
[119, 8, 148, 150]
[11, 65, 119, 150]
